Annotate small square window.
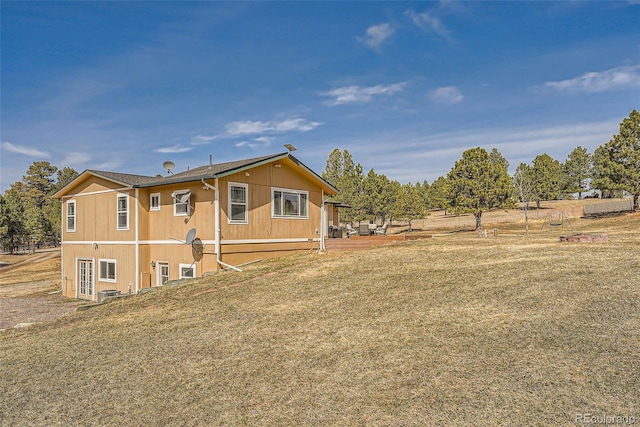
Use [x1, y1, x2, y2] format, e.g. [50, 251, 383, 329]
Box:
[179, 263, 196, 279]
[99, 259, 116, 282]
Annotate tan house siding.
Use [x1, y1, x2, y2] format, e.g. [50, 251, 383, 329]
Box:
[61, 243, 137, 300]
[54, 152, 338, 300]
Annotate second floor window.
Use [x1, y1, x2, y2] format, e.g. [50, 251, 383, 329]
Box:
[66, 200, 76, 232]
[150, 193, 160, 211]
[173, 190, 191, 216]
[117, 195, 128, 230]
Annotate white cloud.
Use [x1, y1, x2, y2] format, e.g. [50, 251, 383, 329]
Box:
[234, 137, 271, 149]
[406, 9, 452, 41]
[429, 86, 464, 104]
[226, 121, 271, 135]
[323, 82, 408, 106]
[1, 141, 50, 158]
[92, 160, 123, 171]
[155, 144, 193, 154]
[61, 152, 91, 166]
[191, 134, 217, 145]
[358, 23, 394, 50]
[253, 136, 273, 145]
[544, 65, 640, 93]
[225, 118, 322, 136]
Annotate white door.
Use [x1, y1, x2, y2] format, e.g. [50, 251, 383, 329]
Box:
[157, 262, 169, 286]
[78, 259, 94, 299]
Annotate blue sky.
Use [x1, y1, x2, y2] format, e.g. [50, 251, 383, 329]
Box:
[1, 1, 639, 192]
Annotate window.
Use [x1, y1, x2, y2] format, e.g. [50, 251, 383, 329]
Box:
[99, 259, 116, 282]
[150, 193, 160, 211]
[66, 200, 76, 232]
[272, 188, 309, 218]
[173, 190, 191, 216]
[229, 183, 248, 224]
[117, 195, 128, 230]
[179, 263, 196, 279]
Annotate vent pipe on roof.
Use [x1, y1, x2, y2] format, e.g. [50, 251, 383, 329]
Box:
[209, 154, 212, 169]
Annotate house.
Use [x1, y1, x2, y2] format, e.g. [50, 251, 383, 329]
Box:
[52, 151, 340, 301]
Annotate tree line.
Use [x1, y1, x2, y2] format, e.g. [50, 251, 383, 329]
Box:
[1, 163, 79, 253]
[322, 109, 639, 230]
[0, 110, 637, 251]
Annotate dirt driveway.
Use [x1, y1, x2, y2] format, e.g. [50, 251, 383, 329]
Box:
[0, 250, 86, 330]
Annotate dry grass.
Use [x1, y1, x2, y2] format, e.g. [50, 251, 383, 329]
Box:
[1, 213, 639, 426]
[0, 251, 60, 289]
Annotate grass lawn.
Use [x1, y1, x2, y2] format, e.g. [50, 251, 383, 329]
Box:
[1, 213, 639, 426]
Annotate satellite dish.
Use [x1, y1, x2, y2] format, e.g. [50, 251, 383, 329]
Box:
[185, 228, 197, 245]
[192, 238, 203, 262]
[163, 160, 175, 175]
[179, 191, 191, 203]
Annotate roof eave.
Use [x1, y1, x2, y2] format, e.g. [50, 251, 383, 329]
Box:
[52, 170, 134, 199]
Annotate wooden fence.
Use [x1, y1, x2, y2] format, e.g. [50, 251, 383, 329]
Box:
[583, 199, 634, 216]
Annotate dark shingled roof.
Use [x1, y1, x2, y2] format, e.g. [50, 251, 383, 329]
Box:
[87, 153, 288, 187]
[54, 152, 338, 197]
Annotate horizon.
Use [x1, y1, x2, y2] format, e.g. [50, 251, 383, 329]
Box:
[1, 1, 639, 192]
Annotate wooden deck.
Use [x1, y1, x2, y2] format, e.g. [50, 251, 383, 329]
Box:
[324, 234, 432, 251]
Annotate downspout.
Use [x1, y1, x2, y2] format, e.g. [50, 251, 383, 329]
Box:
[320, 190, 326, 251]
[134, 188, 140, 293]
[58, 198, 65, 294]
[202, 178, 242, 272]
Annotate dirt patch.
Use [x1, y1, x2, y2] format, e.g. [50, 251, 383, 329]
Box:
[0, 295, 85, 329]
[560, 234, 609, 243]
[0, 250, 85, 330]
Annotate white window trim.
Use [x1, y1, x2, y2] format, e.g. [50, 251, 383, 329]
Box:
[228, 182, 249, 224]
[173, 190, 191, 217]
[98, 258, 117, 283]
[117, 194, 129, 230]
[66, 200, 76, 232]
[271, 187, 309, 219]
[179, 263, 196, 279]
[150, 193, 161, 211]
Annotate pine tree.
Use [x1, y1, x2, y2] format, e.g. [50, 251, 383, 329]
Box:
[322, 149, 364, 221]
[446, 147, 515, 230]
[592, 110, 640, 210]
[531, 153, 562, 208]
[392, 183, 425, 231]
[562, 146, 592, 199]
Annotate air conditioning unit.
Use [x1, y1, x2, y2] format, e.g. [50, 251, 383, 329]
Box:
[98, 290, 121, 303]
